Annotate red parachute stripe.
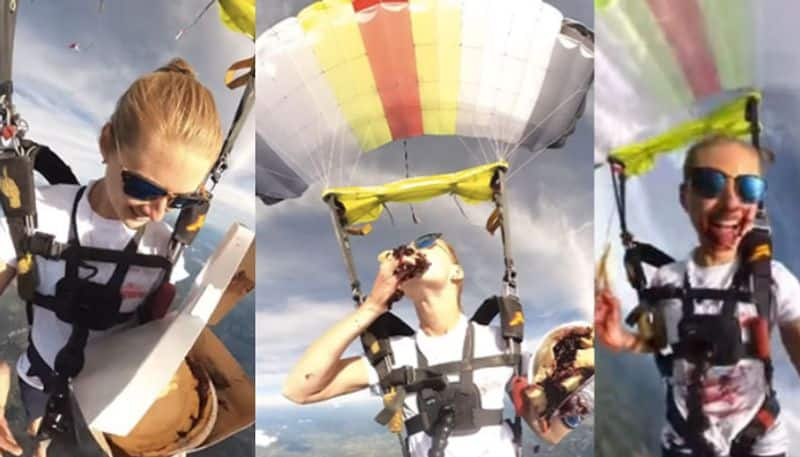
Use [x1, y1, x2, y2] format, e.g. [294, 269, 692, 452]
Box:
[647, 0, 721, 99]
[353, 0, 408, 13]
[356, 1, 423, 140]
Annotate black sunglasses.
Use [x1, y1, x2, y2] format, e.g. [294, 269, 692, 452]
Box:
[121, 170, 208, 209]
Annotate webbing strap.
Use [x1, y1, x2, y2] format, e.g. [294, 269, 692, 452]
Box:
[641, 285, 751, 304]
[404, 408, 504, 437]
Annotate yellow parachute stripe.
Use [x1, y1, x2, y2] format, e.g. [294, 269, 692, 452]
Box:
[411, 0, 461, 136]
[610, 91, 760, 176]
[218, 0, 255, 40]
[323, 161, 507, 226]
[299, 0, 392, 151]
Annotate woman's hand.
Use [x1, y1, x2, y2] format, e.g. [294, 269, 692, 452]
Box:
[0, 362, 21, 456]
[595, 288, 641, 352]
[0, 413, 21, 456]
[363, 247, 420, 313]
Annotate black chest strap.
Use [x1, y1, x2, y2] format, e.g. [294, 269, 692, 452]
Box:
[28, 186, 171, 330]
[403, 324, 507, 440]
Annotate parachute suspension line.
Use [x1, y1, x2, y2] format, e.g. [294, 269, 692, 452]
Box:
[175, 0, 216, 41]
[383, 203, 396, 227]
[451, 194, 471, 224]
[456, 134, 487, 169]
[403, 140, 419, 224]
[505, 144, 546, 181]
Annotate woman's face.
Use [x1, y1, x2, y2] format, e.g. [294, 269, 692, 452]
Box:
[103, 137, 214, 229]
[396, 239, 461, 294]
[681, 142, 761, 259]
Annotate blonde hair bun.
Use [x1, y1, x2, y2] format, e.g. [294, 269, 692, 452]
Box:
[155, 58, 197, 79]
[105, 57, 222, 164]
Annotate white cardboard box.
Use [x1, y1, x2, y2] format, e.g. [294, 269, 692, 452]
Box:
[72, 222, 255, 439]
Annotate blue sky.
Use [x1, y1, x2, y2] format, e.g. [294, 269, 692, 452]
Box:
[10, 0, 254, 231]
[256, 0, 594, 425]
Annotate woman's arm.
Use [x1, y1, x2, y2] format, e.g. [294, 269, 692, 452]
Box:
[282, 255, 407, 404]
[0, 262, 16, 297]
[779, 319, 800, 378]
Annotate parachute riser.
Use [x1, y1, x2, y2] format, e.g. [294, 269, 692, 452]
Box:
[209, 72, 254, 192]
[325, 196, 363, 305]
[166, 72, 255, 264]
[744, 95, 772, 233]
[0, 82, 29, 157]
[323, 196, 410, 453]
[489, 169, 523, 455]
[490, 169, 517, 299]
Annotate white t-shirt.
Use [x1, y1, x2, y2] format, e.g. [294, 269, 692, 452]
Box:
[0, 182, 188, 389]
[364, 314, 529, 457]
[653, 258, 800, 456]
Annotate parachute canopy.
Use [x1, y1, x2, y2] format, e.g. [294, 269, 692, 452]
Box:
[596, 0, 763, 170]
[218, 0, 255, 39]
[257, 0, 594, 205]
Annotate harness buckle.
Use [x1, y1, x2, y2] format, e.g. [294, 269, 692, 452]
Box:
[26, 232, 66, 259]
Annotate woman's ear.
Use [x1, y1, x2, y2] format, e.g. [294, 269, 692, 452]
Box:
[450, 264, 464, 282]
[99, 123, 113, 164]
[679, 182, 688, 211]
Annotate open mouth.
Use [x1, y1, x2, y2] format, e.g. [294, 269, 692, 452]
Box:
[706, 217, 744, 247]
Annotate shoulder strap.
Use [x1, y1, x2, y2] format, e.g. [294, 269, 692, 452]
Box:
[68, 186, 85, 243]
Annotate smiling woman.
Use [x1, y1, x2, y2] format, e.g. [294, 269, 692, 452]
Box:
[0, 1, 255, 457]
[594, 2, 800, 457]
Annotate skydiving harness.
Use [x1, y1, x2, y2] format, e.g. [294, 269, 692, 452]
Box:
[0, 67, 249, 457]
[324, 167, 526, 457]
[606, 97, 779, 456]
[0, 141, 210, 455]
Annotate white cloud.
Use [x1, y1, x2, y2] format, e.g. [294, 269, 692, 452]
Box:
[255, 429, 278, 448]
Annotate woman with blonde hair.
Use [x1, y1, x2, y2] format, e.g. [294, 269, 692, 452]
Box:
[0, 58, 222, 457]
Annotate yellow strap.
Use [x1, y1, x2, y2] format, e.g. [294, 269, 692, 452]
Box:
[225, 56, 254, 90]
[323, 161, 508, 226]
[610, 91, 761, 176]
[383, 390, 404, 434]
[345, 224, 373, 236]
[485, 207, 501, 235]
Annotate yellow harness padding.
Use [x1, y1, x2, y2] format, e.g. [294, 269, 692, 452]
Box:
[218, 0, 255, 40]
[323, 161, 508, 226]
[611, 91, 760, 176]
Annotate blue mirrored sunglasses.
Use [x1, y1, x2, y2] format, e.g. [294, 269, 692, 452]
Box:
[688, 167, 766, 204]
[121, 170, 207, 209]
[411, 233, 443, 250]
